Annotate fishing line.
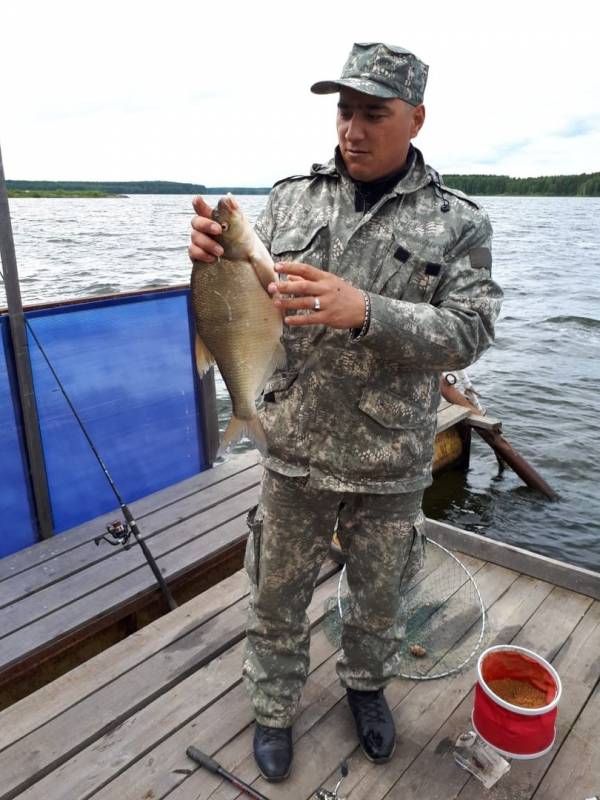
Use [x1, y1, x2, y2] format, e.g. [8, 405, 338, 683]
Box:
[0, 266, 177, 611]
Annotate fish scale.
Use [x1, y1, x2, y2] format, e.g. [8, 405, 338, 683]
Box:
[190, 196, 285, 454]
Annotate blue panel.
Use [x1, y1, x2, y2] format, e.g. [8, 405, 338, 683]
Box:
[0, 316, 38, 557]
[27, 290, 206, 533]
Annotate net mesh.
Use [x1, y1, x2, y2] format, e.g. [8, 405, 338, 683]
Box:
[322, 538, 489, 680]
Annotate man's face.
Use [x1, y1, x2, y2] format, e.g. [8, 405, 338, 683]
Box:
[336, 87, 425, 182]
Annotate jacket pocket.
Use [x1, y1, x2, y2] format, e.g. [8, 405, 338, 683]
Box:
[400, 257, 444, 304]
[270, 221, 330, 269]
[374, 237, 444, 303]
[358, 387, 425, 430]
[271, 221, 329, 255]
[263, 370, 298, 403]
[244, 504, 263, 589]
[260, 370, 302, 461]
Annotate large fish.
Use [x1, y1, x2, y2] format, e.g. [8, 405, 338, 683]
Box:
[190, 195, 285, 454]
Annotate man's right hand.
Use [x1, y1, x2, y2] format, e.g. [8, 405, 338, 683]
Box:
[188, 197, 225, 263]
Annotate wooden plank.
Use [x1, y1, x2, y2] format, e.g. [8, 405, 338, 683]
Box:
[533, 680, 600, 800]
[0, 559, 338, 756]
[0, 592, 250, 797]
[5, 558, 476, 800]
[4, 571, 341, 800]
[94, 549, 490, 800]
[0, 464, 262, 609]
[242, 562, 521, 800]
[162, 559, 511, 800]
[0, 482, 260, 640]
[0, 569, 250, 752]
[426, 517, 600, 600]
[89, 626, 343, 800]
[372, 585, 593, 800]
[200, 645, 350, 800]
[317, 571, 554, 800]
[457, 598, 600, 800]
[0, 511, 252, 679]
[466, 413, 502, 432]
[436, 404, 471, 434]
[0, 451, 260, 581]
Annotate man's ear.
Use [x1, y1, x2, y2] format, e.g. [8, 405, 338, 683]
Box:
[411, 104, 426, 138]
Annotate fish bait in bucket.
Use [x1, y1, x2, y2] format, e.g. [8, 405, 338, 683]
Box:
[472, 645, 562, 759]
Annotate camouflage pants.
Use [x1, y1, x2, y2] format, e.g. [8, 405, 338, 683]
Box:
[242, 469, 425, 728]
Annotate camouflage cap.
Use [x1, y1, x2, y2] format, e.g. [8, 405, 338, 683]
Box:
[311, 42, 428, 106]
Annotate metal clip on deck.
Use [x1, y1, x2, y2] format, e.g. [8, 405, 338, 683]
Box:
[315, 759, 349, 799]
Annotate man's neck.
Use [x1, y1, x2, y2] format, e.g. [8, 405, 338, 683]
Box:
[351, 145, 415, 212]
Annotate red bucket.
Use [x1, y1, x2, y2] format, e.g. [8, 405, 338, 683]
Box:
[472, 645, 562, 759]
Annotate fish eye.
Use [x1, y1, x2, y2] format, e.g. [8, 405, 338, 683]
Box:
[221, 222, 229, 232]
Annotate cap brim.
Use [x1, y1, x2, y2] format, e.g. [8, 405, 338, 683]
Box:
[310, 78, 398, 99]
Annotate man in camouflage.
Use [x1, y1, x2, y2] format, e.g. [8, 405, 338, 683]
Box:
[189, 42, 503, 781]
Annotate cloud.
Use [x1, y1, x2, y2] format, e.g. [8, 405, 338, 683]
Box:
[2, 0, 600, 181]
[478, 138, 535, 166]
[557, 116, 600, 138]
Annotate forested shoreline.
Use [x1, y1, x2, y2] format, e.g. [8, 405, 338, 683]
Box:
[443, 172, 600, 196]
[6, 172, 600, 197]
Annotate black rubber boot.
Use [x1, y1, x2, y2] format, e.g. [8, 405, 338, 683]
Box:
[346, 688, 396, 762]
[253, 723, 293, 781]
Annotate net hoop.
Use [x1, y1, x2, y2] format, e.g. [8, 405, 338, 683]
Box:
[336, 537, 486, 681]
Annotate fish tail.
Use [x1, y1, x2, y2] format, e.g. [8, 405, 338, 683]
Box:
[218, 414, 267, 456]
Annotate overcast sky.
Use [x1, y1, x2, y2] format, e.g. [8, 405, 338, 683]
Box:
[1, 0, 599, 185]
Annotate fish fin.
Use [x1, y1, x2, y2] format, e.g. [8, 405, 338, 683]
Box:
[218, 415, 267, 456]
[255, 340, 288, 398]
[249, 239, 278, 292]
[273, 340, 287, 372]
[194, 334, 215, 377]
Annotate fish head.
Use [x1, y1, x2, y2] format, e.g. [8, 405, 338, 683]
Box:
[212, 195, 254, 260]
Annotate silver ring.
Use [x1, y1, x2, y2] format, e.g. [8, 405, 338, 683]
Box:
[313, 297, 321, 311]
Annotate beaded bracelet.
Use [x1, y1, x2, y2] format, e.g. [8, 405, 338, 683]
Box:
[350, 290, 371, 341]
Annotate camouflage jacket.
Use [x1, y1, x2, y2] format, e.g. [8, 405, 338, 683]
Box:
[255, 146, 503, 493]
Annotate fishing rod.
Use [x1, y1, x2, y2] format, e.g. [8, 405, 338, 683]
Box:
[186, 746, 349, 799]
[0, 161, 176, 611]
[24, 315, 178, 610]
[0, 266, 177, 611]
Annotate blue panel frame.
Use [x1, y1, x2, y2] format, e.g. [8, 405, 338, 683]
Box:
[26, 289, 206, 533]
[0, 315, 38, 556]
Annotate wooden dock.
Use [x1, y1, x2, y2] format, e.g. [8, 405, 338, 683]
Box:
[0, 450, 263, 708]
[0, 403, 474, 710]
[1, 502, 599, 797]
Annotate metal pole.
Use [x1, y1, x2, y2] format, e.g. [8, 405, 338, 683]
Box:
[0, 144, 54, 538]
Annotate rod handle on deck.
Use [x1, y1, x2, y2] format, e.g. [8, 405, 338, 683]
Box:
[186, 746, 272, 800]
[186, 746, 220, 774]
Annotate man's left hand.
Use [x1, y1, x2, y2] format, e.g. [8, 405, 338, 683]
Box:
[268, 261, 366, 329]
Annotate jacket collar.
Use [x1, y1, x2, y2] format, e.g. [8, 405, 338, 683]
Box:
[310, 146, 431, 195]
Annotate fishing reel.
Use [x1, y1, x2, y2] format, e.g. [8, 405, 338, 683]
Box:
[94, 519, 133, 549]
[314, 760, 348, 800]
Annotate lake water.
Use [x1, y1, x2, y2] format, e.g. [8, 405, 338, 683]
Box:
[3, 194, 600, 570]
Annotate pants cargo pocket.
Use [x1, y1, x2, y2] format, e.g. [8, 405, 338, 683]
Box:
[244, 504, 263, 589]
[400, 511, 427, 589]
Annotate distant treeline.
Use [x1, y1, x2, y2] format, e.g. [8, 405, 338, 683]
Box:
[442, 172, 600, 196]
[6, 173, 600, 197]
[6, 180, 271, 195]
[8, 188, 116, 198]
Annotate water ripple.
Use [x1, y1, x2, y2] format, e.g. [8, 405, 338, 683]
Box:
[3, 194, 600, 570]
